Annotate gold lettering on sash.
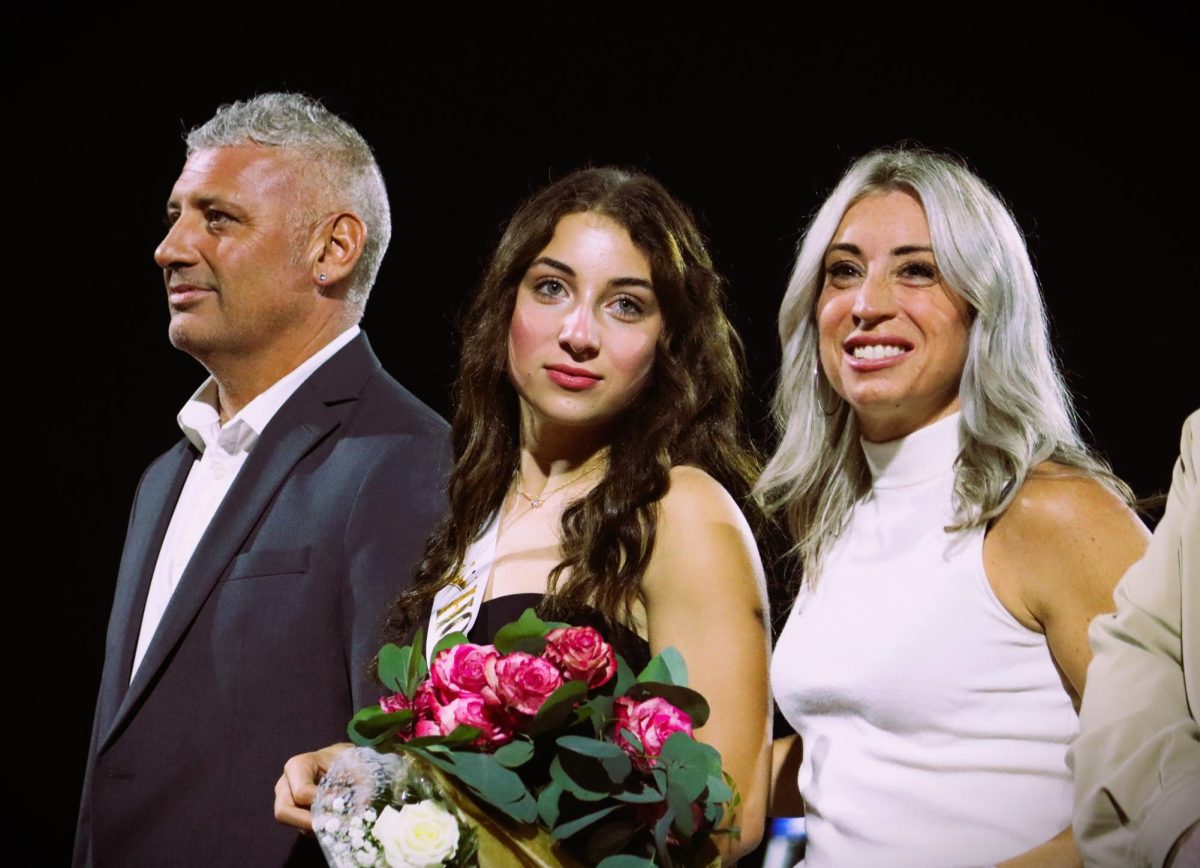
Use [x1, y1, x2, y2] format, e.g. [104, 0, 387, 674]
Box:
[436, 588, 475, 618]
[436, 598, 473, 631]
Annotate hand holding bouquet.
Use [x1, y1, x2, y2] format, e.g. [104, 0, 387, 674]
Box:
[315, 609, 735, 867]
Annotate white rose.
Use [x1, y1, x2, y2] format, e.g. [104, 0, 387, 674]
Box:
[373, 801, 460, 868]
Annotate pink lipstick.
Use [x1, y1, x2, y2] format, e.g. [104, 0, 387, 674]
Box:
[545, 364, 602, 390]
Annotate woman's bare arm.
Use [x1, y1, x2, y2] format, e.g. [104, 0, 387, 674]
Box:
[985, 465, 1150, 866]
[642, 466, 773, 861]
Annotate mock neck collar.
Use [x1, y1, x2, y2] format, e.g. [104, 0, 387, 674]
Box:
[861, 412, 962, 488]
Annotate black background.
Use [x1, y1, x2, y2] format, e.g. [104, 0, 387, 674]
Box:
[24, 14, 1195, 863]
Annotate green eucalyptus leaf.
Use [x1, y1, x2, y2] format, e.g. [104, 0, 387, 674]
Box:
[662, 756, 708, 803]
[347, 729, 392, 749]
[658, 646, 688, 684]
[635, 654, 670, 686]
[556, 735, 627, 760]
[660, 731, 721, 771]
[525, 680, 588, 736]
[395, 744, 455, 774]
[406, 634, 429, 694]
[611, 784, 666, 804]
[430, 630, 471, 659]
[549, 754, 610, 802]
[396, 727, 481, 749]
[624, 683, 710, 728]
[440, 725, 483, 746]
[703, 797, 725, 827]
[596, 856, 656, 868]
[493, 739, 535, 768]
[376, 643, 412, 694]
[649, 767, 668, 792]
[667, 779, 696, 839]
[706, 771, 733, 804]
[347, 706, 409, 746]
[551, 803, 622, 841]
[555, 736, 633, 784]
[604, 752, 633, 783]
[347, 705, 408, 734]
[636, 646, 688, 686]
[443, 751, 530, 805]
[403, 735, 454, 748]
[668, 763, 707, 809]
[618, 727, 644, 754]
[492, 608, 552, 653]
[652, 804, 676, 865]
[613, 655, 636, 697]
[537, 779, 564, 827]
[580, 695, 613, 736]
[504, 791, 540, 824]
[429, 749, 537, 825]
[660, 734, 716, 804]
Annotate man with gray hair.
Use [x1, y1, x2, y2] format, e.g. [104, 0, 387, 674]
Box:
[74, 93, 451, 867]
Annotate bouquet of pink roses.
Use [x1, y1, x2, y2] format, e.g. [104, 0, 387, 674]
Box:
[321, 608, 735, 867]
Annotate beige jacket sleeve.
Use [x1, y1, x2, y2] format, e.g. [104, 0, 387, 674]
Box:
[1070, 410, 1200, 868]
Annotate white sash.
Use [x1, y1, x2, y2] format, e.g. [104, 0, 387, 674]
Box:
[426, 511, 501, 660]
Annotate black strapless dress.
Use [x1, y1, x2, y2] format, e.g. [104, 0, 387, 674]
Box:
[465, 593, 652, 674]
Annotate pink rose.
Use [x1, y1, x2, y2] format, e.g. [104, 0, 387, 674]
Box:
[485, 651, 564, 716]
[378, 693, 417, 741]
[613, 696, 693, 767]
[411, 681, 443, 739]
[413, 719, 441, 738]
[436, 693, 515, 747]
[379, 693, 411, 714]
[430, 643, 499, 703]
[543, 626, 617, 689]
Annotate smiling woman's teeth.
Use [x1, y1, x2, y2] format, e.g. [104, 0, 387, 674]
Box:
[852, 345, 906, 360]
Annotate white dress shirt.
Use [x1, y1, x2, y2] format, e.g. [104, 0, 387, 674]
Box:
[130, 326, 360, 680]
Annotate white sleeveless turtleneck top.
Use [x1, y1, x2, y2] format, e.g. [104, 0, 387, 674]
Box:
[771, 413, 1076, 867]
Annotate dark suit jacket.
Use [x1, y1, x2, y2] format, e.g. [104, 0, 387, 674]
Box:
[74, 333, 451, 867]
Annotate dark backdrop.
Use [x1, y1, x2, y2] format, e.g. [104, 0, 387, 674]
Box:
[25, 15, 1194, 863]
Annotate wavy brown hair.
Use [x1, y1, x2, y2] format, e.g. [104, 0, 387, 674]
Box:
[384, 167, 759, 639]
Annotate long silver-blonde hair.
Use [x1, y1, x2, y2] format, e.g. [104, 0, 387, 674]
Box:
[756, 147, 1131, 588]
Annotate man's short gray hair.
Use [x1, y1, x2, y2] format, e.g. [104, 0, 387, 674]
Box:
[186, 92, 390, 306]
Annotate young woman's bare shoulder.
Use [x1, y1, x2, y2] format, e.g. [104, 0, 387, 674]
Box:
[658, 465, 744, 526]
[644, 465, 764, 602]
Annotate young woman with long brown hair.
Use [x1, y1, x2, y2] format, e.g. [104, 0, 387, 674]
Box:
[276, 167, 771, 861]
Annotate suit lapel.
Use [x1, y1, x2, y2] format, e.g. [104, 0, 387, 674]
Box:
[99, 334, 382, 750]
[95, 442, 194, 736]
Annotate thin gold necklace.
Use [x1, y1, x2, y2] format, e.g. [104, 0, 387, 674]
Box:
[514, 461, 602, 508]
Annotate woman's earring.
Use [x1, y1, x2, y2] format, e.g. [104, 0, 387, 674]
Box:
[814, 366, 842, 416]
[318, 273, 327, 282]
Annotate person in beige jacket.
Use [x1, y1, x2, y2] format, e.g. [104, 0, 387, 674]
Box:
[1070, 410, 1200, 867]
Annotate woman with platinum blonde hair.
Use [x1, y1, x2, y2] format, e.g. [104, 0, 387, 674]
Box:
[762, 148, 1150, 867]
